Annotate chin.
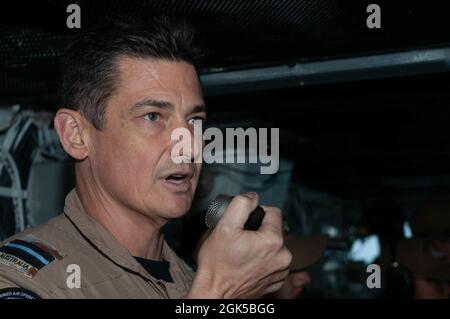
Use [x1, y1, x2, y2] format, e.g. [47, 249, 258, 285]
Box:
[160, 192, 194, 218]
[147, 179, 197, 219]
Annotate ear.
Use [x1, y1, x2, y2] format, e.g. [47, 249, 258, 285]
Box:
[54, 108, 90, 160]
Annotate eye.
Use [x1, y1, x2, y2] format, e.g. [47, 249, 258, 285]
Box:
[143, 113, 160, 122]
[188, 117, 205, 125]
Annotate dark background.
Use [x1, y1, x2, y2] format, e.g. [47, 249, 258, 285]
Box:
[1, 0, 450, 298]
[2, 0, 450, 188]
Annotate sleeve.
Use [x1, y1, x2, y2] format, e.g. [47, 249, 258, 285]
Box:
[0, 276, 42, 299]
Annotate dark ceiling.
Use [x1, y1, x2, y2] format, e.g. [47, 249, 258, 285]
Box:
[1, 0, 450, 196]
[1, 0, 450, 103]
[205, 72, 450, 191]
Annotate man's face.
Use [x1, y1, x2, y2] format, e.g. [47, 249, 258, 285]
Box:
[87, 57, 205, 223]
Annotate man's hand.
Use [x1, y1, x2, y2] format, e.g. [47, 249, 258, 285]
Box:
[187, 192, 292, 299]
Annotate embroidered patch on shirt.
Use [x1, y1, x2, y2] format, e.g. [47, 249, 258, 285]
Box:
[0, 252, 38, 278]
[0, 288, 41, 299]
[0, 239, 56, 277]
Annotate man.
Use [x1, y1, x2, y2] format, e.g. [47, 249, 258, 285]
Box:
[0, 17, 291, 299]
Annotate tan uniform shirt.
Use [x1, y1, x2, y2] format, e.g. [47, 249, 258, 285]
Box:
[0, 189, 195, 298]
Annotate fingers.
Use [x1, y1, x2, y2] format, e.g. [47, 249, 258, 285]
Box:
[259, 206, 283, 234]
[217, 192, 259, 230]
[263, 268, 290, 295]
[264, 281, 286, 295]
[265, 249, 292, 292]
[215, 193, 283, 236]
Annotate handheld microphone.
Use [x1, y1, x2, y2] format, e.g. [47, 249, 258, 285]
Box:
[205, 194, 265, 231]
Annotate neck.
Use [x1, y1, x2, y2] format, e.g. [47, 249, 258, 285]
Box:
[75, 168, 165, 260]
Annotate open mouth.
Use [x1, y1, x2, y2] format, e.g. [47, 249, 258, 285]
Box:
[165, 174, 190, 185]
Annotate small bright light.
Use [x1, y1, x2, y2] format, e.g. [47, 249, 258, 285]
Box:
[350, 235, 381, 264]
[403, 221, 413, 238]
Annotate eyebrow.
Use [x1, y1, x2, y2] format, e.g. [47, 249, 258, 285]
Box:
[191, 104, 207, 114]
[131, 98, 207, 114]
[132, 99, 174, 110]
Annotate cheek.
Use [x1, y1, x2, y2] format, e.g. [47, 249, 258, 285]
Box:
[120, 143, 162, 187]
[93, 134, 161, 191]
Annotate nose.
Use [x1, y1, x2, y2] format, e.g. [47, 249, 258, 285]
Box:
[169, 120, 202, 163]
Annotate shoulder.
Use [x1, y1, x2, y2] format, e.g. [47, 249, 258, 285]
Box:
[0, 215, 69, 297]
[0, 214, 124, 297]
[0, 214, 91, 297]
[0, 214, 76, 276]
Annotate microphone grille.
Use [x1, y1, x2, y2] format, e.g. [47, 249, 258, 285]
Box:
[205, 194, 233, 229]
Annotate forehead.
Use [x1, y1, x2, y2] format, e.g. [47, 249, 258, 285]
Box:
[113, 56, 204, 109]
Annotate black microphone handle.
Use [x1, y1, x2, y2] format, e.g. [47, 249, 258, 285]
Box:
[243, 205, 266, 231]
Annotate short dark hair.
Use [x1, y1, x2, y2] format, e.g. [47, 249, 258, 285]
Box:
[59, 16, 201, 129]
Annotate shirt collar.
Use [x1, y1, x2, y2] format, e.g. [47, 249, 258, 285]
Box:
[62, 188, 182, 285]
